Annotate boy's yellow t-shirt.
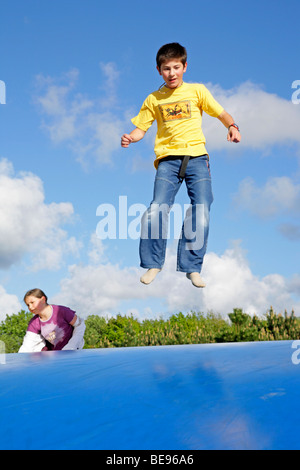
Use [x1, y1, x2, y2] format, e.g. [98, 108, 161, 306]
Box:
[131, 82, 224, 168]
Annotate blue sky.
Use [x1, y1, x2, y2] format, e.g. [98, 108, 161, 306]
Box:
[0, 0, 300, 320]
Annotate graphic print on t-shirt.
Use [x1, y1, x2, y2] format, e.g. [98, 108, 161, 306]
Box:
[42, 322, 65, 346]
[159, 100, 191, 122]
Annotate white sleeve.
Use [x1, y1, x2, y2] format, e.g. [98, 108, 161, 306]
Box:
[18, 331, 46, 353]
[62, 316, 86, 350]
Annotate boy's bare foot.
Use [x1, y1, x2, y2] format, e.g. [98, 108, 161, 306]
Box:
[186, 272, 206, 288]
[140, 268, 161, 285]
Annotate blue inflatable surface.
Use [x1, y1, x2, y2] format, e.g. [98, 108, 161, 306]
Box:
[0, 341, 299, 450]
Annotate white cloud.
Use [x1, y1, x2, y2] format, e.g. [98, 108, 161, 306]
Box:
[35, 64, 128, 168]
[154, 241, 299, 316]
[0, 158, 80, 270]
[201, 243, 297, 315]
[288, 275, 300, 297]
[0, 286, 22, 322]
[37, 69, 80, 117]
[233, 176, 300, 218]
[98, 62, 120, 107]
[202, 81, 300, 153]
[51, 240, 300, 319]
[52, 262, 142, 317]
[87, 233, 107, 264]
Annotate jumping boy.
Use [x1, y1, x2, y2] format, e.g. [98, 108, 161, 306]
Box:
[121, 43, 241, 288]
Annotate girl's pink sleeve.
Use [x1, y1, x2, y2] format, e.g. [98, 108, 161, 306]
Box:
[27, 316, 41, 334]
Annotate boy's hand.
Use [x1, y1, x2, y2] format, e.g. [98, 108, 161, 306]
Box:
[121, 128, 146, 147]
[121, 134, 133, 148]
[227, 127, 241, 143]
[218, 111, 241, 143]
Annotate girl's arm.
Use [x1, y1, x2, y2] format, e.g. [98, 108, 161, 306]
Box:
[62, 315, 86, 350]
[19, 331, 46, 353]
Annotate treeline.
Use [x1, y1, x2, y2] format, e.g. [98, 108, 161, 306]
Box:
[0, 307, 299, 353]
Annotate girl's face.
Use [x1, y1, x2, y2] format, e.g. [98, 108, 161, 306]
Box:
[157, 59, 187, 89]
[25, 295, 46, 315]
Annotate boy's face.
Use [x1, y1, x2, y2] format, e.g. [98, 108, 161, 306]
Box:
[157, 59, 187, 89]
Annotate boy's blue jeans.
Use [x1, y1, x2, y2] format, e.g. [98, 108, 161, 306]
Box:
[140, 155, 213, 273]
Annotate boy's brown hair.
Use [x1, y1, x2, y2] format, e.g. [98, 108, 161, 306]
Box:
[156, 42, 187, 69]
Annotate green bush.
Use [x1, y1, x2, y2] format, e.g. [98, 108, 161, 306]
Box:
[0, 310, 32, 353]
